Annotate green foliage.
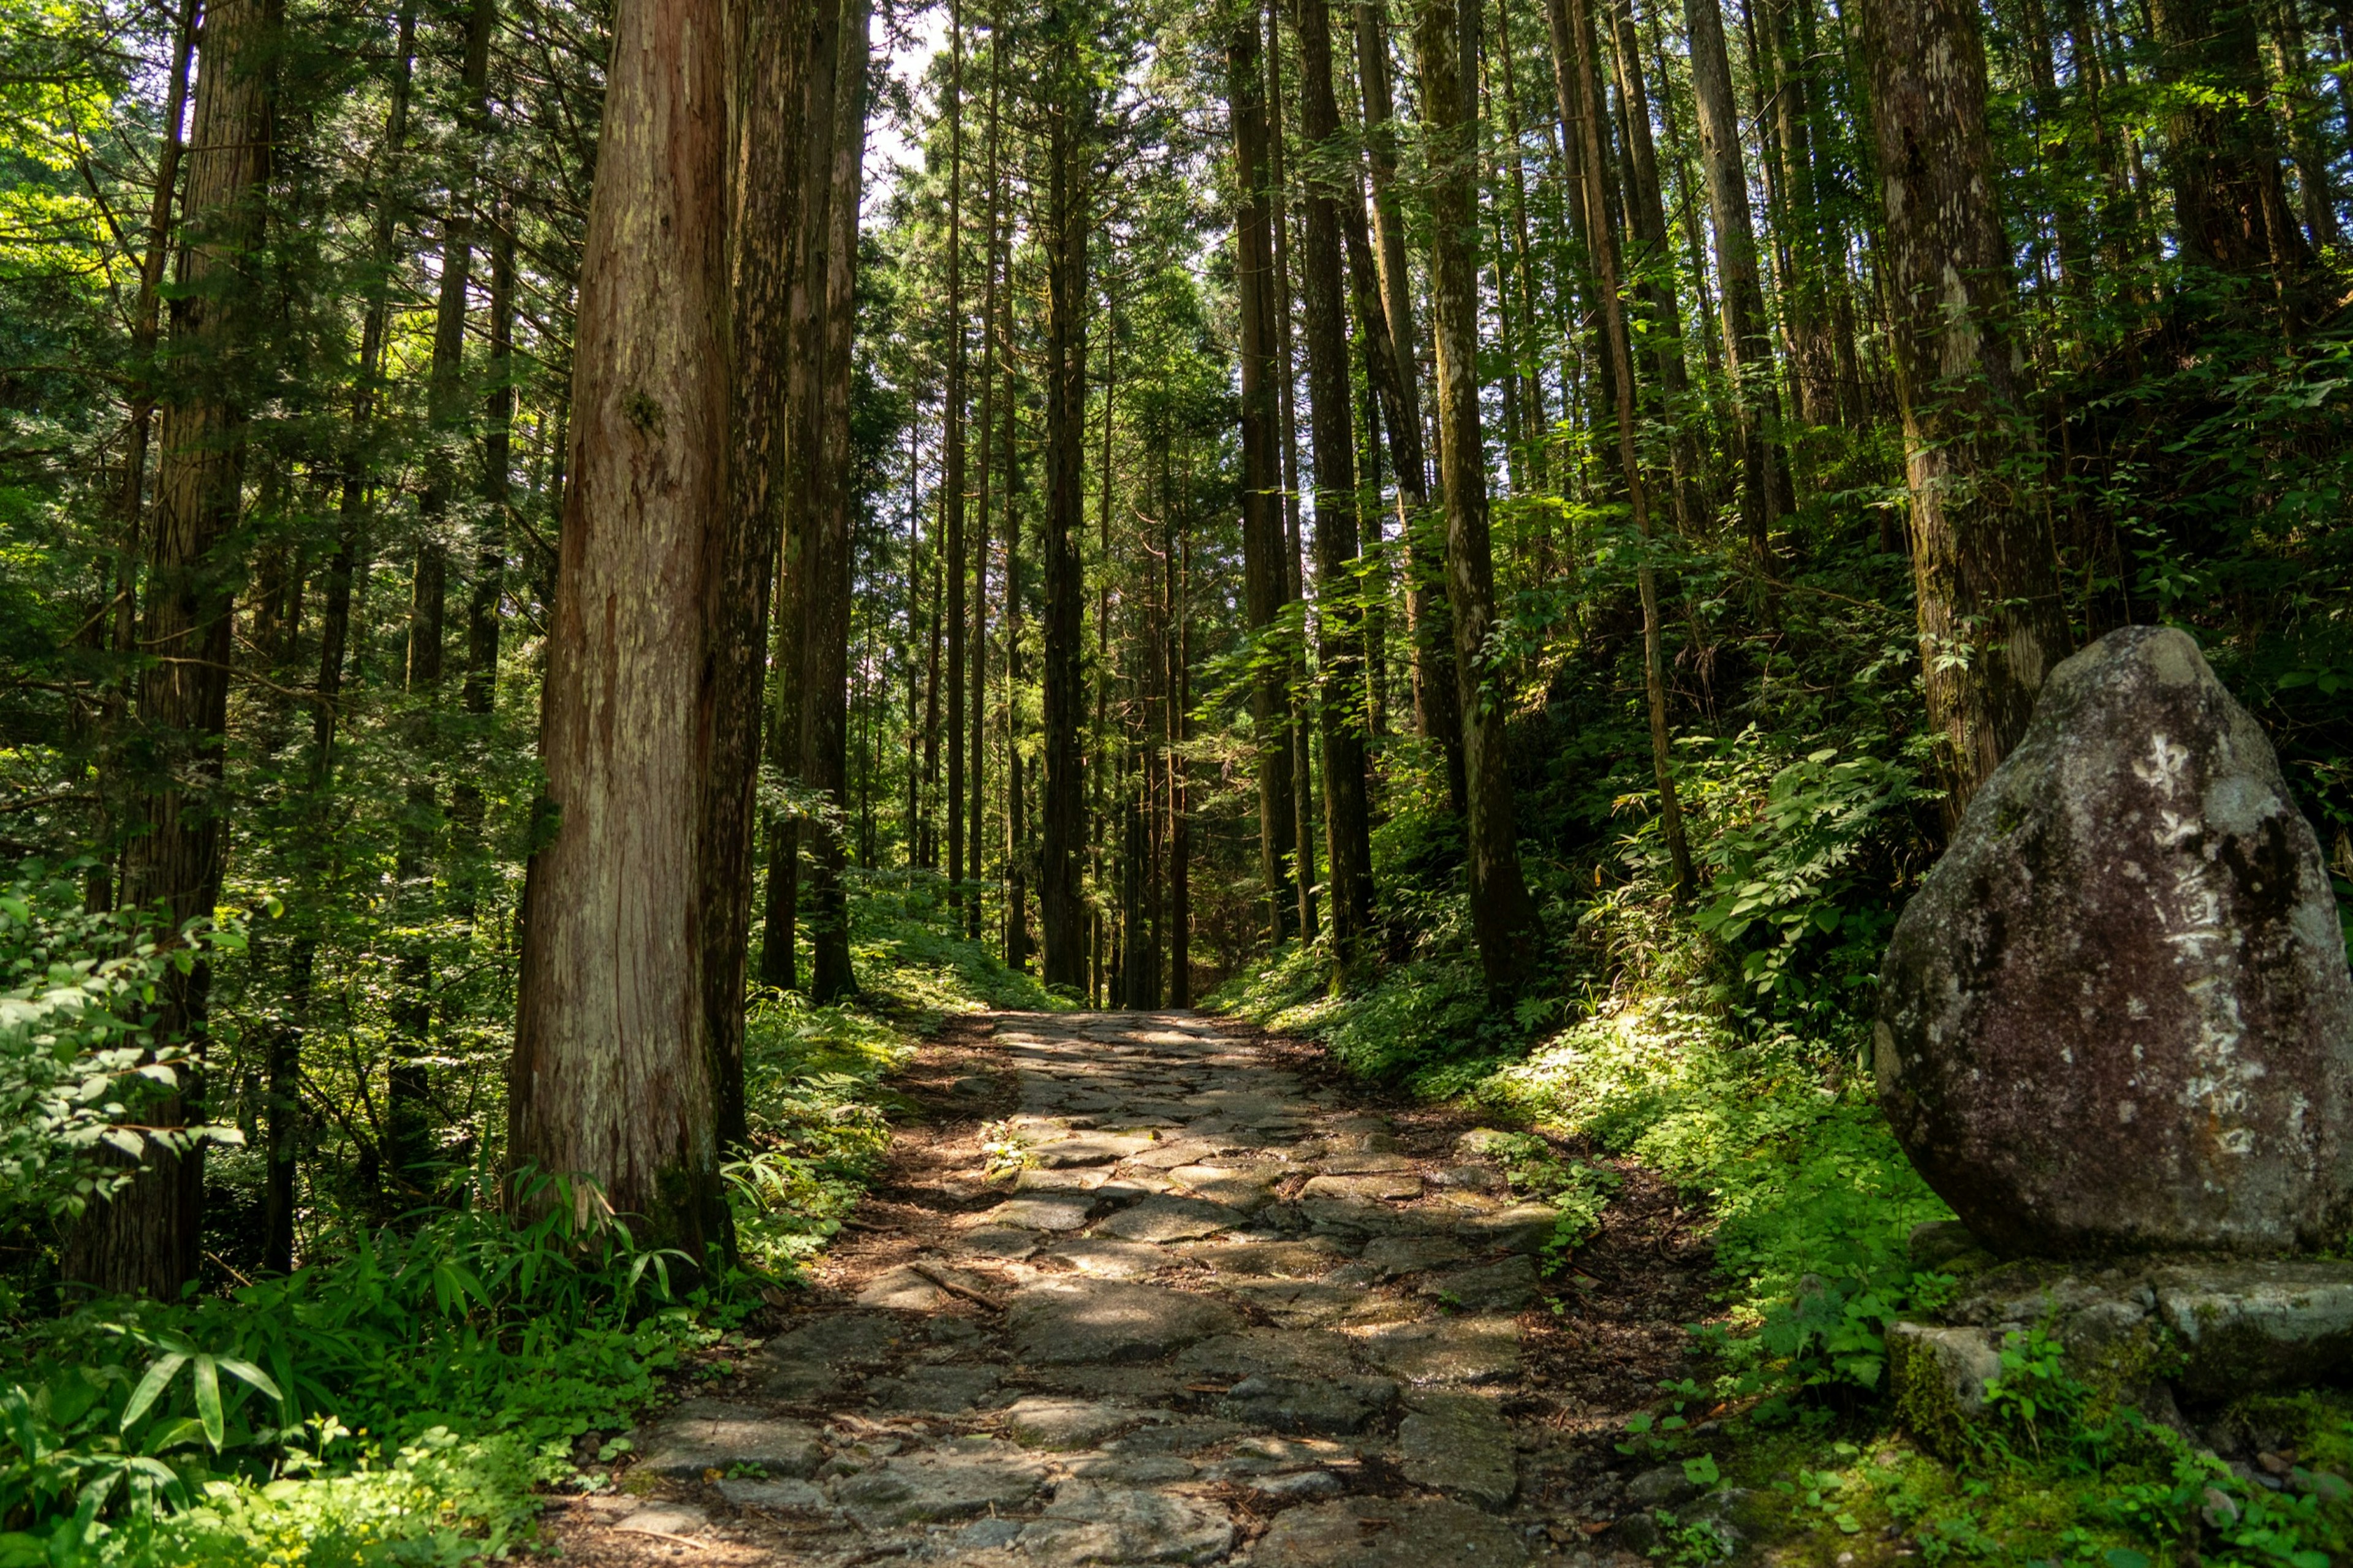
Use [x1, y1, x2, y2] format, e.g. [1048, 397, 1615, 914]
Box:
[1687, 738, 1923, 1006]
[0, 863, 244, 1240]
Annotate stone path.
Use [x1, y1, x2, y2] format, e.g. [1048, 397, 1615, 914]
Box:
[547, 1012, 1707, 1566]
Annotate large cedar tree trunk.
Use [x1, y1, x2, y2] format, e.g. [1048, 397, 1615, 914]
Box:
[1860, 0, 2071, 822]
[509, 0, 731, 1256]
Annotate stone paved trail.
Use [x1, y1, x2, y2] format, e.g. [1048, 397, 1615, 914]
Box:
[547, 1011, 1713, 1566]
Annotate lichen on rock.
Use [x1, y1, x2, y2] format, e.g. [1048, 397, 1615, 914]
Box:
[1877, 625, 2353, 1256]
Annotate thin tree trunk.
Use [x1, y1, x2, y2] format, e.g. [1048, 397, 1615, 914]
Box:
[1565, 0, 1695, 898]
[1297, 0, 1376, 963]
[1355, 1, 1466, 817]
[969, 17, 1002, 945]
[1606, 0, 1704, 533]
[93, 0, 199, 911]
[64, 0, 278, 1299]
[1039, 16, 1090, 992]
[713, 0, 811, 1143]
[800, 0, 871, 1002]
[1268, 5, 1319, 944]
[944, 0, 968, 911]
[1861, 0, 2072, 823]
[1684, 0, 1788, 560]
[1227, 9, 1298, 941]
[1167, 490, 1192, 1007]
[1412, 0, 1548, 995]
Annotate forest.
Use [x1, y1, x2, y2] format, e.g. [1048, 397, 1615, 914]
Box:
[3, 0, 2353, 1545]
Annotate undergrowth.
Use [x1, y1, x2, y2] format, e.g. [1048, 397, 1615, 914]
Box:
[2, 881, 1018, 1566]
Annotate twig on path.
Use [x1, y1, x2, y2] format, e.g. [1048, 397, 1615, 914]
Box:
[908, 1263, 1004, 1311]
[838, 1215, 892, 1232]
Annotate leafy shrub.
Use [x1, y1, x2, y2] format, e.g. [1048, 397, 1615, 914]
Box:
[0, 862, 243, 1240]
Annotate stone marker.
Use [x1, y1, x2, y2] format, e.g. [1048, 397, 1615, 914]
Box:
[1877, 626, 2353, 1256]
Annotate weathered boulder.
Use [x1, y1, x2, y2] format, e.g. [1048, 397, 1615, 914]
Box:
[1877, 626, 2353, 1256]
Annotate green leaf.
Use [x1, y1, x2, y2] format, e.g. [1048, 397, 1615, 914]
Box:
[2104, 1551, 2153, 1568]
[120, 1352, 186, 1431]
[1835, 1513, 1861, 1535]
[1682, 1454, 1721, 1486]
[192, 1355, 222, 1450]
[214, 1357, 281, 1403]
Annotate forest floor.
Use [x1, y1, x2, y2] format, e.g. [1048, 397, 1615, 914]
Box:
[540, 1008, 1716, 1566]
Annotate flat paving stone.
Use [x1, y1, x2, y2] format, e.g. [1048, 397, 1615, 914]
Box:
[1217, 1372, 1398, 1434]
[635, 1403, 828, 1478]
[984, 1194, 1096, 1232]
[1300, 1172, 1423, 1202]
[830, 1437, 1048, 1526]
[1252, 1496, 1529, 1567]
[854, 1263, 954, 1311]
[1042, 1237, 1168, 1278]
[1018, 1482, 1235, 1565]
[1007, 1278, 1242, 1365]
[1002, 1395, 1155, 1449]
[1180, 1238, 1349, 1278]
[1400, 1392, 1518, 1508]
[612, 1504, 711, 1538]
[1095, 1195, 1242, 1242]
[954, 1227, 1041, 1260]
[1356, 1314, 1523, 1385]
[713, 1475, 830, 1511]
[1031, 1132, 1162, 1167]
[1421, 1254, 1542, 1312]
[863, 1363, 1003, 1414]
[1362, 1233, 1475, 1277]
[1447, 1202, 1563, 1254]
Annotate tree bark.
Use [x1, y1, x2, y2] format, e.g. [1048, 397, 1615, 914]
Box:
[64, 0, 278, 1299]
[1267, 6, 1319, 945]
[1355, 2, 1466, 817]
[1683, 0, 1788, 559]
[1039, 12, 1090, 992]
[1412, 0, 1547, 995]
[1565, 0, 1696, 898]
[1860, 0, 2072, 822]
[508, 0, 731, 1255]
[710, 0, 811, 1145]
[1296, 0, 1376, 962]
[944, 0, 968, 911]
[1227, 10, 1298, 942]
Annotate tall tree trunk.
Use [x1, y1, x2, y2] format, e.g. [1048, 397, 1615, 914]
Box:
[1412, 0, 1548, 995]
[1861, 0, 2072, 822]
[1268, 5, 1320, 944]
[1003, 383, 1028, 972]
[944, 0, 969, 912]
[1566, 0, 1696, 898]
[1355, 1, 1466, 817]
[1296, 0, 1376, 963]
[1540, 0, 1627, 486]
[508, 0, 730, 1256]
[1606, 0, 1705, 533]
[1683, 0, 1789, 560]
[800, 0, 871, 1002]
[761, 0, 851, 992]
[1167, 488, 1192, 1007]
[969, 18, 1003, 945]
[94, 0, 199, 911]
[1227, 10, 1298, 941]
[64, 0, 277, 1299]
[1039, 12, 1090, 992]
[711, 0, 811, 1145]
